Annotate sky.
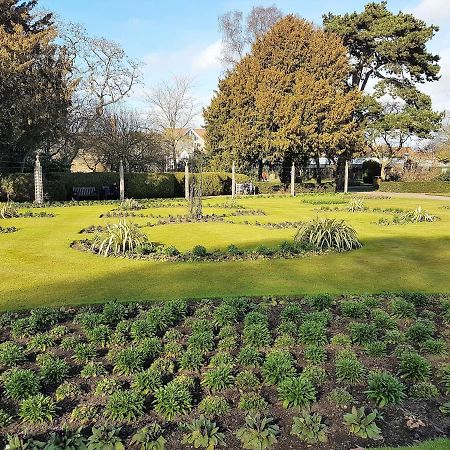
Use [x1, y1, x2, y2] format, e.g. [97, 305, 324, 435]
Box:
[39, 0, 450, 125]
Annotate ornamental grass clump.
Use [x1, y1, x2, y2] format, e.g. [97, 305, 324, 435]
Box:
[396, 206, 438, 223]
[295, 218, 362, 252]
[0, 202, 19, 219]
[93, 219, 148, 256]
[118, 198, 145, 211]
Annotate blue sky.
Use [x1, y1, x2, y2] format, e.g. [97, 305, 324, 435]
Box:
[40, 0, 450, 124]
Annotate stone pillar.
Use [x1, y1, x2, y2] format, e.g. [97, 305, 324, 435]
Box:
[185, 162, 189, 200]
[119, 159, 125, 201]
[34, 154, 44, 204]
[344, 160, 349, 194]
[291, 163, 295, 197]
[231, 161, 236, 199]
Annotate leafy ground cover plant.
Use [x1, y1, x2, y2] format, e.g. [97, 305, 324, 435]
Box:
[182, 415, 225, 449]
[236, 414, 280, 450]
[131, 423, 166, 450]
[365, 371, 406, 407]
[104, 389, 145, 422]
[291, 409, 328, 444]
[343, 406, 382, 440]
[153, 382, 192, 420]
[19, 394, 56, 424]
[277, 376, 317, 408]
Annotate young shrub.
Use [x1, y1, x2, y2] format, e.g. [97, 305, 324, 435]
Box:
[19, 394, 56, 424]
[277, 376, 316, 408]
[236, 370, 261, 392]
[335, 356, 365, 384]
[2, 368, 40, 400]
[202, 366, 234, 393]
[238, 392, 269, 413]
[87, 426, 125, 450]
[398, 351, 431, 382]
[343, 406, 382, 440]
[138, 336, 163, 361]
[303, 310, 332, 325]
[86, 325, 111, 347]
[405, 319, 436, 343]
[213, 303, 239, 327]
[238, 347, 263, 367]
[80, 361, 107, 378]
[56, 381, 81, 402]
[273, 333, 295, 350]
[243, 323, 272, 349]
[365, 371, 406, 407]
[218, 335, 237, 352]
[0, 341, 25, 366]
[105, 389, 145, 422]
[198, 396, 230, 418]
[26, 333, 55, 352]
[280, 302, 303, 324]
[390, 298, 416, 318]
[95, 378, 122, 397]
[307, 294, 333, 310]
[153, 383, 192, 420]
[364, 342, 387, 357]
[49, 324, 69, 340]
[291, 409, 328, 444]
[70, 405, 98, 424]
[130, 319, 157, 342]
[103, 300, 128, 323]
[182, 415, 225, 449]
[180, 348, 204, 371]
[299, 320, 327, 345]
[348, 322, 377, 344]
[163, 340, 183, 359]
[421, 338, 447, 355]
[340, 301, 366, 319]
[113, 347, 144, 375]
[410, 382, 439, 399]
[131, 423, 166, 450]
[72, 342, 97, 364]
[61, 335, 83, 351]
[276, 321, 298, 337]
[131, 368, 163, 396]
[328, 387, 354, 407]
[75, 311, 106, 330]
[188, 330, 215, 353]
[37, 355, 70, 384]
[236, 414, 280, 450]
[304, 345, 327, 365]
[262, 351, 296, 385]
[371, 309, 396, 330]
[192, 244, 207, 257]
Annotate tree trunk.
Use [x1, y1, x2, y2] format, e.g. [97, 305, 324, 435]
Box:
[172, 143, 177, 172]
[380, 162, 387, 181]
[257, 159, 263, 180]
[315, 156, 322, 185]
[335, 155, 346, 192]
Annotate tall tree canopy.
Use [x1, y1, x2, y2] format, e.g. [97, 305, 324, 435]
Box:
[205, 16, 362, 181]
[0, 0, 73, 173]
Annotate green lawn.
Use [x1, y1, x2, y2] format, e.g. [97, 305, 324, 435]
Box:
[373, 439, 450, 450]
[0, 194, 449, 311]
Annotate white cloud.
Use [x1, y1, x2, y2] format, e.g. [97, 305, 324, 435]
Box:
[409, 0, 450, 23]
[192, 40, 223, 72]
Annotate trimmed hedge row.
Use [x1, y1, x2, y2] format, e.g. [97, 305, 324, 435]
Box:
[254, 181, 335, 194]
[0, 172, 250, 202]
[379, 181, 450, 194]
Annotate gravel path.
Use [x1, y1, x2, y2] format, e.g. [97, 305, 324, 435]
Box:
[355, 191, 450, 201]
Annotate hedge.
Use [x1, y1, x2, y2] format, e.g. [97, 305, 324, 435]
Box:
[379, 181, 450, 194]
[0, 171, 250, 202]
[254, 181, 335, 194]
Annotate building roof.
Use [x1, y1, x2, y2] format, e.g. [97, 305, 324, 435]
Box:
[167, 128, 206, 140]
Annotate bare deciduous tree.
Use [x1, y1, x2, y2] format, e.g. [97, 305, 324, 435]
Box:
[146, 76, 198, 171]
[218, 5, 283, 67]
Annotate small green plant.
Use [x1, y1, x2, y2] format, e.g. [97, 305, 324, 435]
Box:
[304, 345, 327, 365]
[236, 370, 261, 391]
[301, 365, 327, 386]
[335, 356, 365, 384]
[277, 376, 316, 408]
[103, 300, 128, 323]
[347, 197, 365, 212]
[441, 364, 450, 394]
[365, 371, 406, 407]
[262, 351, 296, 385]
[209, 351, 234, 368]
[55, 381, 82, 401]
[0, 341, 25, 366]
[384, 329, 405, 345]
[81, 361, 107, 378]
[131, 368, 163, 396]
[343, 406, 382, 440]
[70, 405, 98, 424]
[26, 333, 55, 352]
[113, 347, 144, 375]
[37, 355, 70, 384]
[295, 218, 362, 252]
[364, 342, 387, 357]
[131, 423, 166, 450]
[198, 396, 230, 417]
[405, 320, 435, 342]
[340, 300, 367, 318]
[390, 298, 416, 318]
[202, 365, 234, 392]
[410, 382, 439, 399]
[180, 348, 204, 371]
[236, 414, 280, 450]
[182, 415, 226, 449]
[348, 322, 377, 344]
[397, 206, 438, 223]
[307, 294, 333, 310]
[331, 333, 352, 347]
[439, 402, 450, 416]
[213, 303, 239, 326]
[421, 338, 447, 355]
[328, 387, 354, 407]
[243, 323, 272, 349]
[299, 320, 327, 345]
[192, 245, 207, 257]
[2, 368, 41, 400]
[105, 389, 145, 422]
[19, 394, 56, 424]
[73, 343, 97, 364]
[291, 409, 328, 444]
[118, 198, 144, 211]
[280, 302, 303, 323]
[238, 392, 269, 413]
[398, 351, 431, 382]
[0, 409, 12, 427]
[94, 378, 122, 396]
[87, 426, 125, 450]
[86, 325, 111, 347]
[238, 347, 263, 367]
[153, 383, 192, 420]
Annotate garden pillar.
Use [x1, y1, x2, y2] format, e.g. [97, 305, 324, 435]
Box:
[34, 154, 44, 204]
[119, 159, 125, 201]
[185, 162, 189, 200]
[344, 160, 349, 194]
[291, 163, 295, 197]
[232, 161, 236, 199]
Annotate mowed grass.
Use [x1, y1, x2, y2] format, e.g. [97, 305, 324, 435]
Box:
[373, 439, 450, 450]
[0, 194, 449, 311]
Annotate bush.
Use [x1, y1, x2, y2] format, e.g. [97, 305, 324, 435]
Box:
[236, 414, 280, 450]
[73, 343, 97, 364]
[202, 366, 234, 392]
[93, 220, 148, 256]
[0, 341, 25, 366]
[277, 376, 316, 408]
[398, 352, 431, 382]
[280, 303, 303, 323]
[131, 423, 166, 450]
[390, 298, 416, 318]
[406, 320, 435, 342]
[307, 294, 333, 310]
[87, 426, 125, 450]
[291, 410, 328, 444]
[295, 218, 362, 252]
[261, 351, 296, 385]
[198, 396, 230, 417]
[153, 383, 192, 420]
[131, 319, 157, 341]
[86, 325, 111, 347]
[410, 382, 439, 399]
[379, 181, 450, 194]
[182, 415, 225, 450]
[2, 368, 41, 400]
[343, 406, 382, 440]
[19, 394, 56, 424]
[192, 245, 207, 257]
[209, 351, 234, 368]
[103, 300, 128, 323]
[213, 303, 239, 326]
[365, 371, 406, 407]
[340, 301, 367, 318]
[180, 348, 204, 371]
[238, 392, 269, 413]
[105, 389, 145, 422]
[335, 356, 365, 384]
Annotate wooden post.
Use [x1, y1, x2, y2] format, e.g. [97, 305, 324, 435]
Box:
[291, 162, 295, 197]
[184, 162, 189, 200]
[344, 160, 349, 194]
[34, 154, 44, 204]
[231, 161, 236, 199]
[119, 159, 125, 201]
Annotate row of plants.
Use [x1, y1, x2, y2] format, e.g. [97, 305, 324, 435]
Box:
[0, 293, 448, 449]
[0, 226, 18, 233]
[0, 203, 55, 219]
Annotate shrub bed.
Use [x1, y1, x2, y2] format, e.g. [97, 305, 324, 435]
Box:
[379, 181, 450, 194]
[0, 294, 449, 449]
[254, 182, 335, 195]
